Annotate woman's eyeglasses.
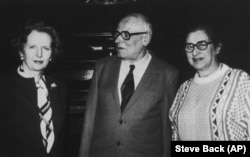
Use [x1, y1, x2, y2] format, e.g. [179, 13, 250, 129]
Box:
[113, 31, 148, 40]
[185, 40, 213, 53]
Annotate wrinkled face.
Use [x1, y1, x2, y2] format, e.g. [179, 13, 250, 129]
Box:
[185, 30, 219, 74]
[20, 30, 52, 74]
[115, 16, 149, 62]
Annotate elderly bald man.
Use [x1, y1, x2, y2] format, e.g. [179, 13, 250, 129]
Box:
[79, 13, 179, 157]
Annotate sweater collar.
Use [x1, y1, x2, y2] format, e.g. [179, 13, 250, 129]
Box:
[193, 63, 229, 84]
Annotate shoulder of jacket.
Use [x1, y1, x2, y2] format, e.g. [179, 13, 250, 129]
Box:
[151, 55, 178, 72]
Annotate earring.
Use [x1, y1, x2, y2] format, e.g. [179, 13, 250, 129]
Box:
[20, 56, 24, 60]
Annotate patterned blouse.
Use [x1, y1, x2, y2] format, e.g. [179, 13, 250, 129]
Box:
[169, 64, 250, 141]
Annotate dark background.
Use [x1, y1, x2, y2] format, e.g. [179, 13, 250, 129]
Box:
[1, 0, 250, 79]
[0, 0, 250, 156]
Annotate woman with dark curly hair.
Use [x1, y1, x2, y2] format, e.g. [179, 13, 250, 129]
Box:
[0, 19, 68, 157]
[169, 25, 250, 141]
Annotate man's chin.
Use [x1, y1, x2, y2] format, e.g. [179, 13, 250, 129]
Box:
[117, 51, 125, 57]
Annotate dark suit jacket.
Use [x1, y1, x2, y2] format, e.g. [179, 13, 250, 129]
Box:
[0, 71, 68, 157]
[79, 53, 179, 157]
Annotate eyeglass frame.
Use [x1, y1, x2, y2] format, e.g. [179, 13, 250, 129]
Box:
[113, 31, 148, 40]
[185, 40, 213, 53]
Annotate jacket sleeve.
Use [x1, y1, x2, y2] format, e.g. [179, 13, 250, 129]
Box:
[78, 64, 99, 157]
[162, 68, 179, 157]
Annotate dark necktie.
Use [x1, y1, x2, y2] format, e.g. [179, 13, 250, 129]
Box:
[121, 64, 135, 112]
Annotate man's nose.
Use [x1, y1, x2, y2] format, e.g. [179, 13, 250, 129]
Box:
[114, 34, 124, 43]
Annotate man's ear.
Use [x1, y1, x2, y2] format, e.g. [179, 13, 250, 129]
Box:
[143, 34, 151, 46]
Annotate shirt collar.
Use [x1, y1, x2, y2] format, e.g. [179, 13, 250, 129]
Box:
[122, 50, 150, 68]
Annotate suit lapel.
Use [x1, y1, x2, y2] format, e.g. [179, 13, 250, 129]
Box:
[123, 56, 157, 113]
[110, 59, 122, 109]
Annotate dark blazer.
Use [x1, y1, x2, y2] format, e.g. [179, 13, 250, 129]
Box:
[0, 71, 68, 157]
[79, 53, 179, 157]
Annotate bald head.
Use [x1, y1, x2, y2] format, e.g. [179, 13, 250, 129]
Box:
[119, 13, 152, 37]
[115, 13, 152, 62]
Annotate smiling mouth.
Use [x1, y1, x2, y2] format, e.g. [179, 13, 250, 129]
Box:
[193, 58, 203, 62]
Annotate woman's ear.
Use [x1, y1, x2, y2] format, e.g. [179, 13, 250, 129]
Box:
[216, 43, 222, 54]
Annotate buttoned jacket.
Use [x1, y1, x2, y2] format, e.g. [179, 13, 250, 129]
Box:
[79, 53, 179, 157]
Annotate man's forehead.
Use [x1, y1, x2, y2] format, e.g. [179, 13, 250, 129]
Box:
[117, 16, 145, 31]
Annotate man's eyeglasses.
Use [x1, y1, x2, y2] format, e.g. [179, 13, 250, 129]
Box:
[113, 31, 148, 40]
[185, 40, 213, 53]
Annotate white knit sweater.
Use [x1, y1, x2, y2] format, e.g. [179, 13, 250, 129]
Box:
[170, 64, 250, 141]
[178, 64, 227, 140]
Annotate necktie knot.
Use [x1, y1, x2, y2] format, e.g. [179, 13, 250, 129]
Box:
[129, 64, 135, 72]
[130, 64, 135, 69]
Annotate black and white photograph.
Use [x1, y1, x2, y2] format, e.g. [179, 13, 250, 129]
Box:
[0, 0, 250, 157]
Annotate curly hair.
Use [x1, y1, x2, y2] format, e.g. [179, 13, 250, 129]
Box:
[11, 19, 62, 59]
[186, 25, 222, 49]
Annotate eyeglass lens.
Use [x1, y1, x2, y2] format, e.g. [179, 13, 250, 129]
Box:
[113, 31, 130, 40]
[113, 31, 148, 40]
[185, 40, 212, 52]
